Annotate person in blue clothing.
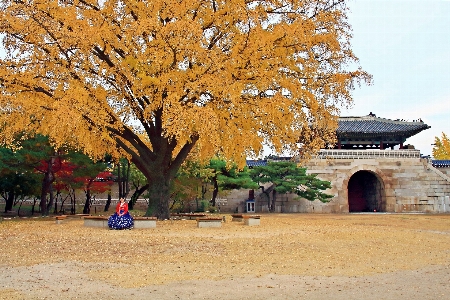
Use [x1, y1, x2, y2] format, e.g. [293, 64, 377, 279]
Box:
[108, 197, 134, 230]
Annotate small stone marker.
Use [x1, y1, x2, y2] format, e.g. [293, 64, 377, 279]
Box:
[55, 215, 67, 224]
[243, 215, 261, 226]
[196, 218, 222, 228]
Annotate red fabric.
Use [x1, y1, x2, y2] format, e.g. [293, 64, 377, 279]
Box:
[115, 202, 128, 214]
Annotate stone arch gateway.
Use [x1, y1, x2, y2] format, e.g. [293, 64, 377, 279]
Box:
[244, 153, 450, 213]
[348, 170, 385, 212]
[243, 116, 450, 213]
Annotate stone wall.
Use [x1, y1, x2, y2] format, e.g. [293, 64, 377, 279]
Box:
[63, 157, 450, 214]
[303, 158, 450, 213]
[222, 157, 450, 214]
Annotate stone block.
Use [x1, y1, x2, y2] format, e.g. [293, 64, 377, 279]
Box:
[321, 206, 333, 213]
[83, 216, 108, 228]
[197, 218, 222, 228]
[134, 217, 157, 229]
[55, 216, 65, 224]
[243, 215, 261, 226]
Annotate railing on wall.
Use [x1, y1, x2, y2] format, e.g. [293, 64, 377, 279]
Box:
[315, 149, 421, 159]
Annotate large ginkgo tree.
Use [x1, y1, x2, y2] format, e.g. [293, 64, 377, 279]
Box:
[0, 0, 370, 219]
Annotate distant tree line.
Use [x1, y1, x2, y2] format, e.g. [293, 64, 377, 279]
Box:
[1, 135, 333, 216]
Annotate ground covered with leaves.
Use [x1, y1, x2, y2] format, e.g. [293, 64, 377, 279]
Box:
[1, 213, 450, 299]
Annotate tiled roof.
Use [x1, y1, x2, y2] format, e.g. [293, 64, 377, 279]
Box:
[337, 116, 430, 138]
[246, 160, 267, 168]
[432, 160, 450, 168]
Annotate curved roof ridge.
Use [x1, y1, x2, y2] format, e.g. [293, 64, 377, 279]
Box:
[338, 115, 426, 125]
[336, 114, 430, 138]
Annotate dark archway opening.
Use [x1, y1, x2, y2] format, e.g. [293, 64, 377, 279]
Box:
[348, 170, 384, 212]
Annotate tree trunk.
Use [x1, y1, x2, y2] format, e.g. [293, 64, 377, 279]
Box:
[123, 160, 131, 198]
[31, 197, 37, 215]
[201, 183, 208, 200]
[46, 184, 54, 216]
[39, 158, 55, 216]
[117, 163, 122, 198]
[146, 176, 171, 220]
[40, 172, 50, 215]
[17, 199, 23, 217]
[128, 183, 149, 210]
[271, 189, 277, 212]
[83, 180, 93, 214]
[104, 191, 112, 212]
[4, 191, 14, 212]
[70, 189, 76, 214]
[211, 176, 219, 207]
[122, 123, 199, 220]
[54, 192, 60, 214]
[83, 189, 91, 214]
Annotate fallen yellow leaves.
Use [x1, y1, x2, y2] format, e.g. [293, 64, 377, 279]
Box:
[1, 214, 450, 288]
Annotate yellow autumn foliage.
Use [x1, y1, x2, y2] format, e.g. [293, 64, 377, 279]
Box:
[0, 0, 370, 217]
[433, 133, 450, 160]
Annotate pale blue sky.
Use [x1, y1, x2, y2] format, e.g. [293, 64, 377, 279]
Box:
[344, 0, 450, 157]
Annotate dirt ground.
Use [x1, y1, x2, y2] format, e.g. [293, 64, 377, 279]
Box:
[1, 213, 450, 300]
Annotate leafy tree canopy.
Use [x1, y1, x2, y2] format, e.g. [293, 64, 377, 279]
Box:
[0, 147, 41, 204]
[249, 161, 332, 203]
[0, 134, 56, 212]
[0, 0, 370, 218]
[206, 157, 258, 206]
[432, 133, 450, 160]
[208, 158, 258, 191]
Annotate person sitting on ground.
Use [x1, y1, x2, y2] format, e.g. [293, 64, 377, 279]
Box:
[108, 197, 134, 230]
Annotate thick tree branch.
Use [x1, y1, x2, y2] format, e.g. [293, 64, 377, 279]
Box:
[169, 134, 199, 178]
[93, 46, 115, 68]
[107, 125, 157, 162]
[78, 0, 101, 11]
